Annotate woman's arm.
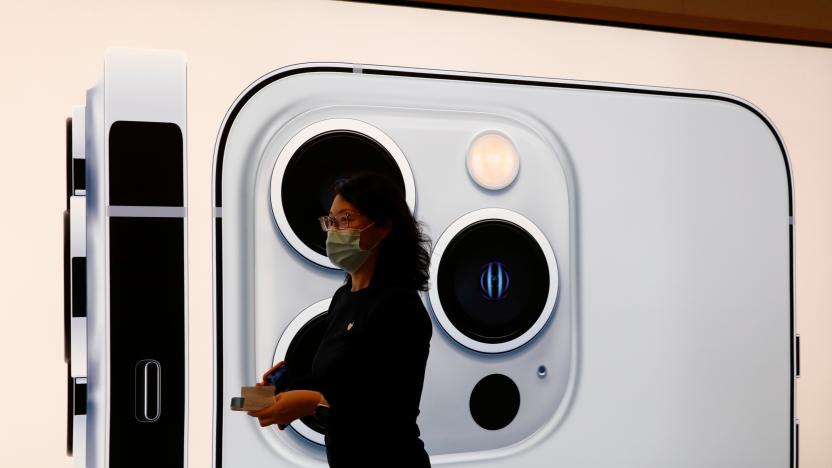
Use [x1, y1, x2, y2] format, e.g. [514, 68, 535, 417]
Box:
[247, 389, 324, 428]
[291, 373, 333, 409]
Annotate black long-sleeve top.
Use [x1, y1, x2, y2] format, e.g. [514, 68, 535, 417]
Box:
[291, 278, 433, 467]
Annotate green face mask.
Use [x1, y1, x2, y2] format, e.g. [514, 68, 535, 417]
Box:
[325, 221, 378, 272]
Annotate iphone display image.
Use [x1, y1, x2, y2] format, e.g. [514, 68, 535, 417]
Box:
[61, 48, 796, 468]
[211, 61, 795, 467]
[63, 48, 188, 468]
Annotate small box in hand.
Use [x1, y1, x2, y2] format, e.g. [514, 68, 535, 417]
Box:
[230, 385, 276, 411]
[230, 361, 296, 430]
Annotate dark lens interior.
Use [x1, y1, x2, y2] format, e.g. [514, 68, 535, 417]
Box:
[280, 130, 405, 257]
[469, 373, 520, 430]
[285, 312, 329, 435]
[437, 219, 550, 345]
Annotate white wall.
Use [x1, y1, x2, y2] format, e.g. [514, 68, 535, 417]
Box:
[0, 0, 829, 466]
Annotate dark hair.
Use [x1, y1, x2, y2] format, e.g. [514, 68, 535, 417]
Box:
[332, 172, 432, 291]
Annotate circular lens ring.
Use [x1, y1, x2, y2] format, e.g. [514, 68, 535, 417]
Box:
[270, 118, 416, 269]
[428, 208, 559, 353]
[273, 298, 332, 445]
[438, 219, 549, 343]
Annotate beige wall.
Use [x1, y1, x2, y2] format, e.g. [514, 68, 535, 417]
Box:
[0, 0, 829, 466]
[408, 0, 832, 44]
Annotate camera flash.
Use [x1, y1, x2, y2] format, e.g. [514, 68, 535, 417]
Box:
[466, 131, 520, 190]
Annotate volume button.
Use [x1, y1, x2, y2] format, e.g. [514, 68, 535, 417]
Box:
[71, 105, 86, 194]
[68, 195, 87, 377]
[795, 334, 800, 378]
[67, 375, 87, 456]
[63, 210, 71, 363]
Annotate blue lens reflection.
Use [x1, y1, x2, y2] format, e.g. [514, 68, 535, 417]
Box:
[480, 261, 509, 300]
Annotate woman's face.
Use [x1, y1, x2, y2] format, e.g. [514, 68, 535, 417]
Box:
[328, 194, 391, 251]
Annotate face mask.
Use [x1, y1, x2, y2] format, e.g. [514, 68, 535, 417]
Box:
[326, 221, 378, 273]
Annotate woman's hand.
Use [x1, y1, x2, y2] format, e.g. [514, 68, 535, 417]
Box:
[247, 389, 323, 429]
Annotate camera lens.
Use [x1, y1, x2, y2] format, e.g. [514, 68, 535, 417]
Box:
[284, 312, 330, 435]
[436, 219, 551, 345]
[280, 130, 405, 257]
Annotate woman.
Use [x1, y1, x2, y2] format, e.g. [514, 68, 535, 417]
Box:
[248, 172, 433, 467]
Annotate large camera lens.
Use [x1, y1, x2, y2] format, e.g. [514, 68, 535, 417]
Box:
[284, 312, 329, 436]
[282, 130, 402, 255]
[439, 220, 548, 342]
[430, 209, 558, 353]
[273, 298, 336, 445]
[271, 119, 416, 268]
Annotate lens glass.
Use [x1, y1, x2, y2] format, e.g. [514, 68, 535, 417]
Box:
[285, 313, 329, 434]
[437, 219, 550, 344]
[281, 130, 405, 256]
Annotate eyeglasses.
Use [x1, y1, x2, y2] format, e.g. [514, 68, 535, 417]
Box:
[318, 210, 364, 231]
